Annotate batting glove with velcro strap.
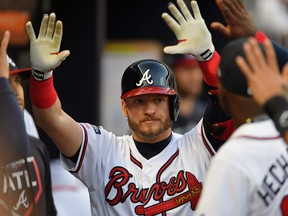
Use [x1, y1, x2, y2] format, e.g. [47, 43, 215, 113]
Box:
[26, 13, 70, 81]
[162, 0, 214, 61]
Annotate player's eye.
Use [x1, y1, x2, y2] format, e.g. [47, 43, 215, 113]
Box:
[133, 99, 143, 105]
[155, 97, 167, 104]
[15, 76, 22, 84]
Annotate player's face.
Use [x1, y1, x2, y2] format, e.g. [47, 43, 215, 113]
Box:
[218, 83, 231, 115]
[122, 94, 172, 143]
[9, 74, 25, 111]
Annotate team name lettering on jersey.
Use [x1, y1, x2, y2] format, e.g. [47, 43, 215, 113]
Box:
[0, 156, 42, 215]
[104, 166, 202, 214]
[258, 147, 288, 206]
[136, 69, 153, 86]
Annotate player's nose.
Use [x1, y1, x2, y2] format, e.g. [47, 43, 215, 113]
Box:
[144, 102, 156, 115]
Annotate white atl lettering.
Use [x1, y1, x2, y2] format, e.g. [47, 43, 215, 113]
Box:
[136, 69, 153, 86]
[2, 156, 37, 193]
[2, 171, 37, 193]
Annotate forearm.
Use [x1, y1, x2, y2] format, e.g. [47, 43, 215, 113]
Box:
[199, 52, 235, 151]
[264, 95, 288, 144]
[0, 78, 28, 165]
[30, 77, 82, 157]
[198, 51, 221, 88]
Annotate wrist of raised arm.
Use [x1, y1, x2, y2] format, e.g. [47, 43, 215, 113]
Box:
[32, 69, 53, 81]
[198, 51, 220, 87]
[30, 76, 57, 108]
[193, 44, 215, 62]
[264, 95, 288, 137]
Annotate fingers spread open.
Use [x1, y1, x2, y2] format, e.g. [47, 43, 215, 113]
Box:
[236, 55, 253, 80]
[46, 13, 56, 39]
[242, 38, 264, 73]
[168, 2, 186, 25]
[38, 14, 49, 39]
[52, 21, 63, 49]
[190, 1, 202, 20]
[263, 39, 279, 73]
[26, 22, 36, 42]
[162, 13, 181, 33]
[177, 0, 193, 22]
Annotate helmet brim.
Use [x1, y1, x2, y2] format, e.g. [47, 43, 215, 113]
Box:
[10, 68, 32, 80]
[121, 86, 176, 99]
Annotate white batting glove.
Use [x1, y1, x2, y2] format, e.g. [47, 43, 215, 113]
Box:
[26, 13, 70, 81]
[162, 0, 214, 61]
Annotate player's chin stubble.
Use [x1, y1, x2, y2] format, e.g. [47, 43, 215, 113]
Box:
[128, 116, 172, 139]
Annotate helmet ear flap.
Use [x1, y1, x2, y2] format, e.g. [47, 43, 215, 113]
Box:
[169, 95, 180, 121]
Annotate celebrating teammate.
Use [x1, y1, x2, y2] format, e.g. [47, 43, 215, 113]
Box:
[0, 31, 55, 215]
[195, 38, 288, 216]
[0, 31, 31, 215]
[212, 0, 288, 142]
[8, 55, 57, 215]
[236, 38, 288, 144]
[25, 1, 236, 215]
[0, 31, 28, 166]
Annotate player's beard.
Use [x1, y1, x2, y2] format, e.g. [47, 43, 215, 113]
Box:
[127, 115, 173, 140]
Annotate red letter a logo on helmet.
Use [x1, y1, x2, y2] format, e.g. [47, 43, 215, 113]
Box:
[136, 69, 153, 86]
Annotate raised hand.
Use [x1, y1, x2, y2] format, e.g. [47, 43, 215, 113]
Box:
[26, 13, 70, 80]
[162, 0, 214, 61]
[0, 31, 10, 79]
[211, 0, 257, 39]
[236, 38, 288, 105]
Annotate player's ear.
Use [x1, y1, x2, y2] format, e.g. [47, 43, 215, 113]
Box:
[121, 99, 128, 117]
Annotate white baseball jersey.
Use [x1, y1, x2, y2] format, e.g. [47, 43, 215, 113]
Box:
[60, 119, 215, 215]
[195, 119, 288, 216]
[50, 159, 91, 216]
[24, 109, 39, 138]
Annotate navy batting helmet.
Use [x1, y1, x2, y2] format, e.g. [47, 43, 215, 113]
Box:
[121, 59, 180, 121]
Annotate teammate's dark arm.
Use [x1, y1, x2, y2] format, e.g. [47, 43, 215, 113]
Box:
[211, 0, 257, 39]
[211, 0, 288, 66]
[264, 95, 288, 144]
[0, 31, 29, 166]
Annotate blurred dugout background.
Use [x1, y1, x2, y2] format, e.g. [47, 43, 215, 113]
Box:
[1, 0, 288, 158]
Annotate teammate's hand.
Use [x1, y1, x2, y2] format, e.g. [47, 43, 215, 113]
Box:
[236, 38, 288, 105]
[211, 0, 257, 39]
[162, 0, 214, 61]
[26, 13, 70, 80]
[0, 31, 10, 79]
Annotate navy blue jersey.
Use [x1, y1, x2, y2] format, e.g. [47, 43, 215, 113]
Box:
[0, 78, 56, 215]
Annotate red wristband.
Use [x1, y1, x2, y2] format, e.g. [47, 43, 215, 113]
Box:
[30, 76, 57, 108]
[198, 51, 221, 87]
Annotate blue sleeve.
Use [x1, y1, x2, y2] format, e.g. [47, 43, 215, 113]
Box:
[272, 40, 288, 70]
[0, 78, 29, 166]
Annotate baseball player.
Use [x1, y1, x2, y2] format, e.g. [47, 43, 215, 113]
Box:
[0, 31, 47, 215]
[237, 38, 288, 144]
[195, 38, 288, 216]
[0, 31, 30, 214]
[25, 1, 236, 215]
[210, 0, 288, 146]
[4, 54, 57, 215]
